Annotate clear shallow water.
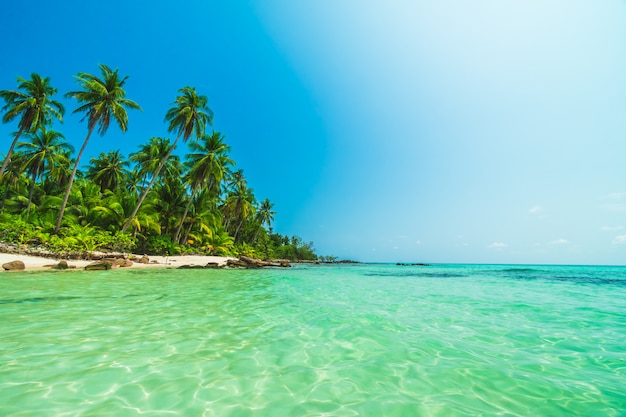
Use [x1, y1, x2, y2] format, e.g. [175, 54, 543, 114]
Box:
[0, 264, 625, 416]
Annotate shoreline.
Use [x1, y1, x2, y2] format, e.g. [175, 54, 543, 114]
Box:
[0, 251, 237, 272]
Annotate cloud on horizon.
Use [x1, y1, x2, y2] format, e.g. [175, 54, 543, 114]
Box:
[488, 242, 508, 249]
[612, 235, 626, 245]
[602, 226, 623, 232]
[550, 238, 569, 245]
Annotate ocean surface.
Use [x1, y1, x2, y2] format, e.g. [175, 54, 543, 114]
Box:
[0, 263, 624, 416]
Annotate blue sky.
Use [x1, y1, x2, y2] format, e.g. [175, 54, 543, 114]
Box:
[1, 1, 626, 264]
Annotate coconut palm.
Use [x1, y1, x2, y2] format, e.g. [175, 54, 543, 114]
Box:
[253, 198, 276, 243]
[129, 137, 178, 191]
[55, 64, 141, 233]
[0, 73, 64, 178]
[122, 86, 213, 232]
[152, 177, 187, 236]
[86, 150, 129, 192]
[17, 127, 74, 215]
[174, 131, 233, 244]
[224, 180, 256, 242]
[180, 188, 220, 245]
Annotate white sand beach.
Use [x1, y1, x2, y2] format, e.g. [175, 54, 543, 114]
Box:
[0, 252, 236, 272]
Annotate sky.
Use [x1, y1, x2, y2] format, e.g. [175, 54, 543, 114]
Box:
[1, 1, 626, 265]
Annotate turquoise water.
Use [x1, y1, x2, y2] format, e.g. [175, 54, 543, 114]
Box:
[0, 264, 624, 416]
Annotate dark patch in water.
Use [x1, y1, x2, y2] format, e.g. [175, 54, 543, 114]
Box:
[501, 267, 537, 273]
[496, 268, 626, 287]
[364, 271, 467, 279]
[0, 296, 81, 304]
[0, 293, 160, 305]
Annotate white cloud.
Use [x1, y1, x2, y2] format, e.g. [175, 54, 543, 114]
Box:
[488, 242, 508, 249]
[612, 235, 626, 245]
[607, 192, 626, 200]
[550, 238, 569, 245]
[602, 203, 626, 212]
[415, 240, 422, 245]
[529, 205, 543, 214]
[602, 226, 623, 232]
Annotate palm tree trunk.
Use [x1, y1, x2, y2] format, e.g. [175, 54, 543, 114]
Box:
[0, 128, 24, 179]
[26, 167, 39, 216]
[121, 137, 179, 233]
[253, 224, 263, 244]
[233, 218, 245, 242]
[55, 127, 94, 233]
[174, 185, 198, 244]
[182, 220, 194, 244]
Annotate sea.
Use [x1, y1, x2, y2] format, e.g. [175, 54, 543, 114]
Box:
[0, 263, 624, 416]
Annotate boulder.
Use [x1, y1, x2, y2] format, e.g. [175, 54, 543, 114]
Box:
[52, 260, 69, 270]
[137, 255, 149, 264]
[120, 259, 133, 268]
[2, 260, 25, 271]
[226, 259, 249, 268]
[85, 261, 113, 271]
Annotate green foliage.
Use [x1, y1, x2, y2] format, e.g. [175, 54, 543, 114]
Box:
[144, 235, 180, 256]
[267, 233, 317, 261]
[233, 242, 257, 258]
[0, 70, 318, 260]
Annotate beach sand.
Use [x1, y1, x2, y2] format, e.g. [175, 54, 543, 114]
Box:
[0, 252, 236, 272]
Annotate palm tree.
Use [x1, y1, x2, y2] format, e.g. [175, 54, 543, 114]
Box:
[0, 73, 64, 178]
[223, 169, 246, 230]
[86, 150, 129, 192]
[55, 64, 140, 233]
[174, 131, 233, 244]
[152, 177, 187, 236]
[122, 86, 213, 232]
[129, 137, 178, 191]
[253, 198, 276, 243]
[224, 180, 256, 242]
[17, 127, 74, 215]
[180, 188, 220, 245]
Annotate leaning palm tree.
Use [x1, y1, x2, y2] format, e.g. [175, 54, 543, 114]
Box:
[129, 137, 178, 191]
[174, 131, 233, 244]
[17, 127, 74, 215]
[0, 73, 64, 178]
[55, 64, 141, 233]
[122, 86, 213, 232]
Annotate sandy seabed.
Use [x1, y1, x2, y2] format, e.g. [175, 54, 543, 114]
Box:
[0, 252, 236, 272]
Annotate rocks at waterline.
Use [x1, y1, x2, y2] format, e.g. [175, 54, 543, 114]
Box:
[84, 261, 113, 271]
[52, 260, 70, 270]
[177, 256, 291, 269]
[2, 260, 25, 271]
[225, 256, 291, 269]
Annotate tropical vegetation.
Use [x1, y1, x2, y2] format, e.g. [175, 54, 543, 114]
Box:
[0, 67, 317, 261]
